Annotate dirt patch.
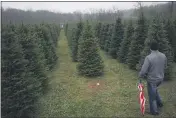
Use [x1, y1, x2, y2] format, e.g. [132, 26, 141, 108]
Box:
[88, 80, 105, 88]
[87, 80, 106, 96]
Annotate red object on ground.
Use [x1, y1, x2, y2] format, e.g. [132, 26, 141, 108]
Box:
[88, 84, 96, 88]
[138, 83, 146, 116]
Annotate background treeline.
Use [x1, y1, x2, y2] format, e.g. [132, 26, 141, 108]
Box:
[1, 23, 60, 118]
[2, 2, 176, 24]
[66, 2, 176, 80]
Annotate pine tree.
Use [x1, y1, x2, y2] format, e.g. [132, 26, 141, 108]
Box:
[53, 24, 60, 37]
[94, 22, 102, 44]
[78, 20, 94, 54]
[99, 23, 105, 49]
[17, 24, 47, 90]
[1, 24, 32, 118]
[39, 24, 58, 70]
[69, 28, 76, 51]
[109, 17, 124, 58]
[77, 21, 104, 76]
[174, 19, 176, 62]
[66, 28, 72, 47]
[118, 20, 134, 63]
[164, 19, 176, 62]
[79, 20, 94, 41]
[139, 18, 173, 80]
[105, 24, 114, 52]
[65, 23, 68, 36]
[127, 12, 147, 70]
[47, 24, 59, 47]
[71, 20, 83, 62]
[100, 24, 109, 50]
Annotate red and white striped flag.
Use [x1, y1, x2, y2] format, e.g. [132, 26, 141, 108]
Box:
[138, 83, 146, 115]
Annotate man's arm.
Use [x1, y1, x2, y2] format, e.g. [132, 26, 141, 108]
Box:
[139, 57, 150, 78]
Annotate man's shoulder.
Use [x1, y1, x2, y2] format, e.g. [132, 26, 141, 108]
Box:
[158, 52, 166, 57]
[146, 53, 153, 58]
[147, 51, 166, 59]
[145, 55, 151, 62]
[146, 55, 150, 59]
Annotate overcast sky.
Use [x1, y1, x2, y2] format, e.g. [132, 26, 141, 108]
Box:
[2, 2, 167, 13]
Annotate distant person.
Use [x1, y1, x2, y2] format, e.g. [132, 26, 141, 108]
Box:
[139, 41, 167, 115]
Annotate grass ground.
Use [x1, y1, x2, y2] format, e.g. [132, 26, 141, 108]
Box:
[36, 30, 176, 117]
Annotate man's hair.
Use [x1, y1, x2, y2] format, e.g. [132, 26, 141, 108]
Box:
[150, 41, 158, 51]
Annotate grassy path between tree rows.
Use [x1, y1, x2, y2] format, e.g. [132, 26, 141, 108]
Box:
[36, 30, 176, 117]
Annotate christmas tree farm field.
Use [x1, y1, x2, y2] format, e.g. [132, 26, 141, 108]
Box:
[36, 30, 176, 117]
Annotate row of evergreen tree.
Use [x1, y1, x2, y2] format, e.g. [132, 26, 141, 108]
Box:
[1, 23, 60, 118]
[66, 11, 176, 80]
[95, 13, 176, 80]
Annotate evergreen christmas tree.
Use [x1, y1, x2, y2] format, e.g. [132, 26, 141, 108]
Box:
[1, 24, 32, 118]
[99, 23, 105, 49]
[127, 12, 147, 70]
[100, 24, 109, 50]
[65, 23, 68, 36]
[174, 19, 176, 62]
[109, 17, 124, 58]
[164, 19, 176, 62]
[66, 28, 72, 48]
[39, 24, 58, 70]
[77, 21, 104, 76]
[17, 24, 47, 91]
[47, 24, 59, 47]
[69, 28, 76, 51]
[105, 24, 114, 52]
[94, 22, 102, 44]
[118, 20, 134, 63]
[79, 20, 94, 41]
[71, 20, 83, 62]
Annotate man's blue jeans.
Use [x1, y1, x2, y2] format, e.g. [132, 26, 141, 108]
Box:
[147, 81, 162, 114]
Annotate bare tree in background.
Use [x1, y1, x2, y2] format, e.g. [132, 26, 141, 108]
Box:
[137, 2, 144, 16]
[73, 10, 82, 21]
[89, 8, 97, 22]
[112, 5, 119, 20]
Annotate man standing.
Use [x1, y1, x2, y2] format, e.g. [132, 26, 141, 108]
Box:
[139, 41, 167, 115]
